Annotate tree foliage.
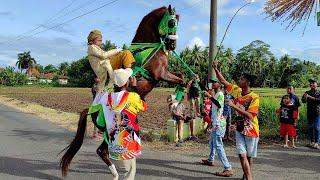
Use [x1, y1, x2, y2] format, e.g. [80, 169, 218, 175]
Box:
[44, 64, 58, 74]
[66, 56, 95, 87]
[0, 66, 27, 86]
[4, 39, 320, 88]
[16, 51, 37, 72]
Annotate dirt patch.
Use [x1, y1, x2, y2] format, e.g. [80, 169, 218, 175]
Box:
[0, 87, 177, 131]
[0, 95, 94, 134]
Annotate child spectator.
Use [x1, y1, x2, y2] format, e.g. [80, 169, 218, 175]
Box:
[202, 92, 212, 133]
[187, 76, 201, 118]
[223, 87, 233, 141]
[277, 94, 298, 148]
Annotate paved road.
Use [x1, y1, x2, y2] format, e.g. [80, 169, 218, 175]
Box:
[0, 104, 319, 180]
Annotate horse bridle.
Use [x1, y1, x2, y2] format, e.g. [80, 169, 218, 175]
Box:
[158, 10, 179, 46]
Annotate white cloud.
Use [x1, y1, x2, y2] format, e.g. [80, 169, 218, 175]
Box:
[191, 25, 199, 31]
[0, 35, 86, 67]
[190, 23, 210, 32]
[134, 0, 163, 8]
[187, 37, 206, 48]
[279, 48, 289, 56]
[295, 48, 320, 62]
[186, 0, 262, 17]
[274, 47, 320, 63]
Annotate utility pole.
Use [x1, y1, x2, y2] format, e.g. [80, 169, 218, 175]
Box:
[208, 0, 217, 81]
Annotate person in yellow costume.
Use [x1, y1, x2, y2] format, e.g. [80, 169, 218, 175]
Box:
[87, 30, 135, 93]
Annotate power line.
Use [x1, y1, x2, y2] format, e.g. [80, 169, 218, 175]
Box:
[14, 0, 121, 42]
[108, 0, 205, 40]
[8, 0, 78, 42]
[42, 0, 98, 28]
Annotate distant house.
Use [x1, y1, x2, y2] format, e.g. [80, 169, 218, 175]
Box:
[39, 73, 54, 84]
[58, 75, 68, 85]
[27, 76, 37, 85]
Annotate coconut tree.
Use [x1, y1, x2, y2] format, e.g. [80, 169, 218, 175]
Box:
[264, 0, 319, 31]
[191, 45, 204, 67]
[16, 51, 37, 73]
[102, 40, 116, 51]
[58, 62, 69, 76]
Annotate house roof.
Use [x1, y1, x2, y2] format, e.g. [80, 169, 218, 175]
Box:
[27, 67, 40, 77]
[41, 73, 54, 80]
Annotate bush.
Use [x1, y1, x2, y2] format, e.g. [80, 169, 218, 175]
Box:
[66, 56, 95, 87]
[0, 67, 27, 86]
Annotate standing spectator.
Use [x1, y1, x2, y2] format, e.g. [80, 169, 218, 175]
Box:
[201, 91, 212, 133]
[168, 94, 195, 147]
[187, 76, 201, 118]
[282, 85, 301, 108]
[281, 85, 300, 141]
[223, 87, 233, 141]
[106, 68, 147, 180]
[302, 78, 320, 149]
[92, 77, 102, 141]
[213, 61, 260, 180]
[201, 78, 234, 177]
[277, 95, 298, 148]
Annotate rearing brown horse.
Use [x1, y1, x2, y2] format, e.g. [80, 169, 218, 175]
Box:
[132, 6, 184, 98]
[60, 5, 184, 178]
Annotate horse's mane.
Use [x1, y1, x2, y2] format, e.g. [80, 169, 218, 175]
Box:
[132, 6, 167, 43]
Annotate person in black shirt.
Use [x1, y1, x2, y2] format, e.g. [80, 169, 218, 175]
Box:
[281, 85, 301, 141]
[277, 95, 298, 148]
[302, 78, 320, 149]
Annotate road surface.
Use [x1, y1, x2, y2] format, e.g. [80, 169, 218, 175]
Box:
[0, 104, 319, 180]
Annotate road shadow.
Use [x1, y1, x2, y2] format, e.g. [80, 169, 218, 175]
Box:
[0, 156, 60, 180]
[9, 128, 74, 145]
[255, 150, 320, 173]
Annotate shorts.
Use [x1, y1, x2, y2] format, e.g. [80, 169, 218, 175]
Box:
[236, 131, 259, 158]
[280, 123, 296, 137]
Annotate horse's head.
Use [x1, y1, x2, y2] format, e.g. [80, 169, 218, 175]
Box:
[158, 5, 179, 51]
[132, 5, 179, 51]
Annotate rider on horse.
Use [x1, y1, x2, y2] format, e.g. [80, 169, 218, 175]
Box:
[87, 30, 135, 93]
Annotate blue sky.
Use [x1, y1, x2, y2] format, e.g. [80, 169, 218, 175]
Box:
[0, 0, 320, 67]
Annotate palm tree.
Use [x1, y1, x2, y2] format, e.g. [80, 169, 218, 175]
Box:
[16, 51, 37, 73]
[102, 40, 116, 51]
[58, 62, 69, 76]
[264, 0, 318, 31]
[191, 45, 204, 67]
[44, 64, 58, 74]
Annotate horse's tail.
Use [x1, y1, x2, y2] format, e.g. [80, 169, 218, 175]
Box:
[59, 108, 89, 177]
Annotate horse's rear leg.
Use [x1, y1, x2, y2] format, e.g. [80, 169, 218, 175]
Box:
[97, 141, 119, 180]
